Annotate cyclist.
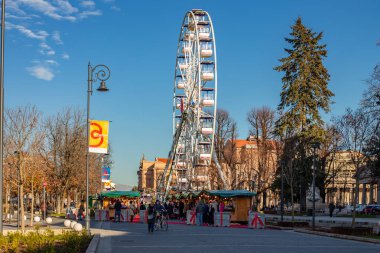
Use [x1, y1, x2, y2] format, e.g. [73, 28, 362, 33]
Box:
[154, 200, 168, 230]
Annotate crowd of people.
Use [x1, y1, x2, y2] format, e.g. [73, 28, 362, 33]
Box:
[160, 198, 235, 226]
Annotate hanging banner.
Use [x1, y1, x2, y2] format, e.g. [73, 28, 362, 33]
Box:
[89, 120, 109, 154]
[102, 167, 111, 182]
[104, 180, 111, 190]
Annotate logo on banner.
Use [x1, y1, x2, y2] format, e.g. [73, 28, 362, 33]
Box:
[89, 120, 109, 154]
[102, 167, 111, 182]
[104, 180, 111, 190]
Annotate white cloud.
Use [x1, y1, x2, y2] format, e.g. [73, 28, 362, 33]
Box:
[45, 59, 58, 65]
[7, 22, 48, 40]
[39, 42, 55, 55]
[12, 0, 103, 21]
[62, 53, 70, 60]
[52, 30, 63, 45]
[110, 5, 121, 11]
[103, 0, 120, 11]
[78, 10, 102, 19]
[55, 0, 78, 14]
[27, 64, 54, 81]
[5, 13, 32, 20]
[81, 0, 96, 8]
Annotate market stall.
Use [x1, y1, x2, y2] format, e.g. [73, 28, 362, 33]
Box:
[206, 190, 256, 223]
[179, 190, 255, 224]
[95, 191, 141, 221]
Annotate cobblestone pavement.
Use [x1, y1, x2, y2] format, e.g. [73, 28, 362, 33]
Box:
[95, 222, 380, 253]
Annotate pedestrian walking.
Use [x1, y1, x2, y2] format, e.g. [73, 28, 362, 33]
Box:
[147, 203, 155, 233]
[329, 202, 335, 218]
[129, 201, 136, 222]
[115, 199, 122, 222]
[208, 205, 215, 226]
[179, 200, 185, 220]
[140, 201, 146, 210]
[195, 201, 203, 226]
[203, 202, 209, 225]
[78, 201, 85, 221]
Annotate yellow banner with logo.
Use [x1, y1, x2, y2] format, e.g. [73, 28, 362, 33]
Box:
[89, 120, 109, 154]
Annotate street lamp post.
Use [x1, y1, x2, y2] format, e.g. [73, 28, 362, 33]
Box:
[43, 181, 47, 221]
[86, 63, 110, 233]
[0, 0, 6, 233]
[14, 151, 20, 230]
[312, 142, 320, 230]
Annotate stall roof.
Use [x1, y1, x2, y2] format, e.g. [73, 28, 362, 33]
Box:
[167, 190, 256, 199]
[101, 191, 141, 198]
[206, 190, 256, 198]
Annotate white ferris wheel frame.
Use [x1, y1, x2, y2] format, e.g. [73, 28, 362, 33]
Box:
[172, 9, 218, 192]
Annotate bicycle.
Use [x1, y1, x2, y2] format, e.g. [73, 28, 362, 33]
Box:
[154, 210, 168, 231]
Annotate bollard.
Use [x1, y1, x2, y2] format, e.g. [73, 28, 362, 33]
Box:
[64, 219, 71, 227]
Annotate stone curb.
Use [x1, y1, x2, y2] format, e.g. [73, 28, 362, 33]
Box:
[266, 225, 293, 230]
[86, 234, 100, 253]
[294, 228, 380, 244]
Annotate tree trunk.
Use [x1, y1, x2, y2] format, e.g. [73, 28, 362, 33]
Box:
[56, 194, 61, 214]
[30, 177, 34, 227]
[352, 176, 359, 228]
[4, 181, 9, 221]
[20, 184, 25, 233]
[263, 191, 267, 209]
[290, 181, 295, 223]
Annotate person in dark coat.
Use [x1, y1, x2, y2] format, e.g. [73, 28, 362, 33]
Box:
[202, 203, 209, 225]
[147, 203, 155, 233]
[114, 199, 122, 222]
[208, 205, 215, 226]
[328, 202, 335, 218]
[179, 200, 185, 220]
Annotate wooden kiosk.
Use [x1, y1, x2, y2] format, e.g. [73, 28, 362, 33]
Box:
[206, 190, 256, 222]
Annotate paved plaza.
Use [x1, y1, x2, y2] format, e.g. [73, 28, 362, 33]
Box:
[95, 222, 380, 253]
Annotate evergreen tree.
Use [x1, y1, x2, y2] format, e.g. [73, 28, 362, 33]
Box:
[275, 17, 334, 139]
[274, 17, 334, 211]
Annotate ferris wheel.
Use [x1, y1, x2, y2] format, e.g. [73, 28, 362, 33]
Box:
[172, 9, 218, 191]
[158, 9, 227, 200]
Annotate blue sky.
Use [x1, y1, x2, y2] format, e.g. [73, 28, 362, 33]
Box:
[4, 0, 380, 186]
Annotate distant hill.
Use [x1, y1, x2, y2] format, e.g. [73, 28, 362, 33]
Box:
[114, 183, 133, 191]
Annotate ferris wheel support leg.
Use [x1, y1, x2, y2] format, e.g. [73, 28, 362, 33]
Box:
[164, 172, 174, 199]
[212, 149, 228, 190]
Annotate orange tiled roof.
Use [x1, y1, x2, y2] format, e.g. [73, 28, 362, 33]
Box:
[231, 139, 278, 149]
[233, 140, 256, 148]
[156, 158, 168, 163]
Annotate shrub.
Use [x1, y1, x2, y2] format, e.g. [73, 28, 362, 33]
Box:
[0, 228, 92, 253]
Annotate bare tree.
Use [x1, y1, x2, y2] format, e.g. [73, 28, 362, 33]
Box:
[362, 65, 380, 180]
[219, 120, 239, 189]
[246, 106, 277, 208]
[4, 106, 41, 232]
[41, 108, 86, 214]
[319, 124, 344, 203]
[213, 109, 238, 189]
[335, 108, 373, 227]
[214, 109, 234, 161]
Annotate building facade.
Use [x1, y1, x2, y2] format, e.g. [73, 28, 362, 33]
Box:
[325, 151, 379, 205]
